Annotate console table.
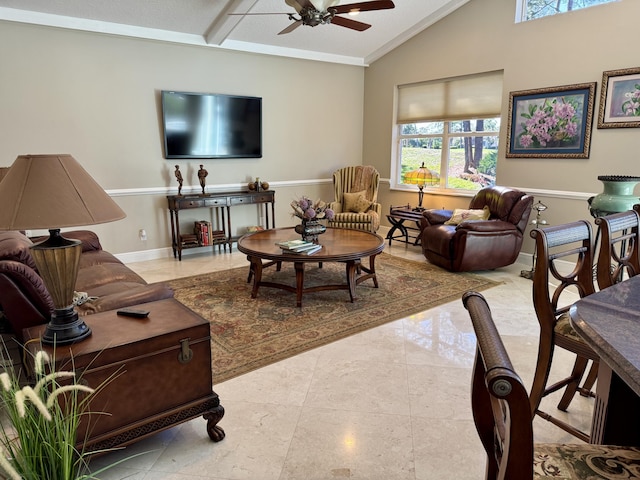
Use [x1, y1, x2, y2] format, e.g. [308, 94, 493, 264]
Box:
[167, 190, 275, 260]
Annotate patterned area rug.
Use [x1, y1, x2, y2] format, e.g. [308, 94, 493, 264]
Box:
[167, 253, 500, 383]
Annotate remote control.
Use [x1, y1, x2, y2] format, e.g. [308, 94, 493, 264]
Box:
[117, 308, 150, 318]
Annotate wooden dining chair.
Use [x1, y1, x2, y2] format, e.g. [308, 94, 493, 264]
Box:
[529, 221, 598, 442]
[462, 290, 640, 480]
[595, 209, 640, 290]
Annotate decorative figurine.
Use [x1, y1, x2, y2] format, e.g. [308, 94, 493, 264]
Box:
[198, 165, 208, 194]
[174, 165, 183, 195]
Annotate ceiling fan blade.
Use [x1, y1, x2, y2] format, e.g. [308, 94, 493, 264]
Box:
[332, 0, 395, 15]
[330, 15, 371, 31]
[278, 20, 303, 35]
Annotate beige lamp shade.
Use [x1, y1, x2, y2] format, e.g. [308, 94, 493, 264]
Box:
[0, 154, 126, 231]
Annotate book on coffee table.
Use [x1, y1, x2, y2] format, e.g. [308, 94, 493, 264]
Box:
[283, 244, 322, 255]
[277, 239, 314, 250]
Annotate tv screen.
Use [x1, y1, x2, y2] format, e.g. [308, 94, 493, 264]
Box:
[161, 90, 262, 159]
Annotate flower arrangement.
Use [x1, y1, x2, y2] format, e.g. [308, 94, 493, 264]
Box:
[621, 83, 640, 117]
[290, 196, 334, 221]
[0, 349, 132, 480]
[517, 97, 580, 149]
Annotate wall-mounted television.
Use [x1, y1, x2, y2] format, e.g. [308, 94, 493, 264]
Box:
[161, 90, 262, 159]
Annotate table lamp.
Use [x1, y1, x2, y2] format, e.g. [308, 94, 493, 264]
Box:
[403, 162, 439, 210]
[0, 154, 126, 345]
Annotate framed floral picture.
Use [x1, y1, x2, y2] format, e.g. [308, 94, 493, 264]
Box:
[506, 82, 596, 158]
[598, 67, 640, 128]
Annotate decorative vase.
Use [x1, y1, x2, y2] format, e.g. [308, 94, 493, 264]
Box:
[589, 175, 640, 217]
[295, 219, 326, 243]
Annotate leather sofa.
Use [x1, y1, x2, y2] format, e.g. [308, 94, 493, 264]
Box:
[419, 186, 533, 272]
[0, 230, 173, 340]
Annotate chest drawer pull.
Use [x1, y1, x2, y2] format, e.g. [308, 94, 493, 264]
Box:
[178, 338, 193, 364]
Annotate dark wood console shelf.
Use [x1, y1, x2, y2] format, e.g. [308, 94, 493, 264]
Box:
[167, 190, 275, 260]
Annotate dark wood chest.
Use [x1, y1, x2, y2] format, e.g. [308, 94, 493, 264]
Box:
[24, 298, 224, 451]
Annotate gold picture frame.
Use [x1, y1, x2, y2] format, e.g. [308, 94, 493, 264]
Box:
[598, 67, 640, 129]
[506, 82, 596, 159]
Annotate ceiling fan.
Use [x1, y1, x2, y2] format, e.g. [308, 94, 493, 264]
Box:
[230, 0, 395, 35]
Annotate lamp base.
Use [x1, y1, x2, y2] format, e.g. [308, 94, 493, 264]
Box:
[41, 306, 92, 346]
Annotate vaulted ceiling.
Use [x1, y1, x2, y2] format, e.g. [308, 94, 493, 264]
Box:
[0, 0, 470, 65]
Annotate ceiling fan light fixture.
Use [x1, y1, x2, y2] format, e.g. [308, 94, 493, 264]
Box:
[310, 0, 340, 12]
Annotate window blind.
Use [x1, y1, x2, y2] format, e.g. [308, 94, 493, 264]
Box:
[397, 70, 504, 124]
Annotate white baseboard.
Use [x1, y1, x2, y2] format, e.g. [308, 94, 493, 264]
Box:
[115, 247, 173, 263]
[115, 243, 239, 263]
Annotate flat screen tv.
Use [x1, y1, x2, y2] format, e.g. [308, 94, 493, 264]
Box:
[161, 90, 262, 159]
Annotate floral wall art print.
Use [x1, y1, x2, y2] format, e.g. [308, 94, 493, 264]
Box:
[506, 82, 596, 158]
[598, 67, 640, 128]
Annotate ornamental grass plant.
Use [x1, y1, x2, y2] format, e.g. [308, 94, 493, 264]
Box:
[0, 347, 132, 480]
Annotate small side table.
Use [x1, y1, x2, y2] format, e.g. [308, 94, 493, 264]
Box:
[386, 205, 424, 246]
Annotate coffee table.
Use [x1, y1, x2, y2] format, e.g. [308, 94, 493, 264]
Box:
[237, 227, 385, 307]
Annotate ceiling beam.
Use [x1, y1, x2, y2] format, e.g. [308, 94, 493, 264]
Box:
[205, 0, 260, 45]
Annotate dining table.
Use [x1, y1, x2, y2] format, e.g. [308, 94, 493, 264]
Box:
[570, 274, 640, 445]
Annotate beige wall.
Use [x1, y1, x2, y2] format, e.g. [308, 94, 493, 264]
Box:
[0, 21, 365, 254]
[364, 0, 640, 255]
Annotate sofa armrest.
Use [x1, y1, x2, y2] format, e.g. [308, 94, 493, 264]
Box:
[0, 231, 38, 270]
[0, 260, 54, 336]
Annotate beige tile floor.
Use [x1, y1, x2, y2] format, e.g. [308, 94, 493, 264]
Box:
[90, 242, 593, 480]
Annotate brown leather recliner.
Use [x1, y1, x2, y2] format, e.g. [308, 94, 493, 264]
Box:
[419, 186, 533, 272]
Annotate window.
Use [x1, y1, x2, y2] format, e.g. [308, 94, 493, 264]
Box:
[394, 71, 503, 193]
[516, 0, 618, 22]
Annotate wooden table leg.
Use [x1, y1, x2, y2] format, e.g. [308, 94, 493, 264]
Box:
[294, 261, 305, 307]
[368, 254, 379, 288]
[345, 259, 361, 302]
[249, 255, 263, 298]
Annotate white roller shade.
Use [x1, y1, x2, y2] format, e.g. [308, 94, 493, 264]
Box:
[397, 70, 504, 124]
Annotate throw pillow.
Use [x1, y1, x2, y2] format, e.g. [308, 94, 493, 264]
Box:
[343, 191, 372, 213]
[444, 205, 490, 225]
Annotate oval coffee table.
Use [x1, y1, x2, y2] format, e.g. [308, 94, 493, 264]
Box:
[237, 227, 385, 307]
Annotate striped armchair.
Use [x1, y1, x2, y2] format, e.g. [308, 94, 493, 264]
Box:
[327, 166, 381, 233]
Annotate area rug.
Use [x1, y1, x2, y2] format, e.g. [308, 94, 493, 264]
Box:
[167, 253, 501, 383]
